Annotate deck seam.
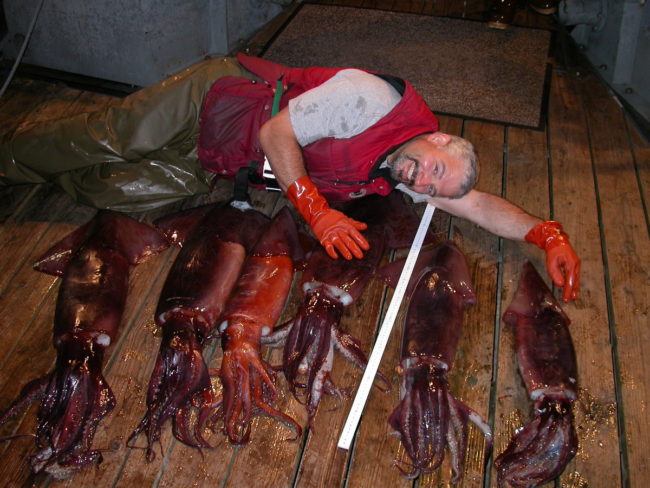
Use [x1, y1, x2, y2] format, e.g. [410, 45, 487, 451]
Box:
[580, 73, 630, 488]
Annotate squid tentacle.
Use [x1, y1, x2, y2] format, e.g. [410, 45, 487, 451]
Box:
[389, 362, 489, 480]
[128, 318, 213, 460]
[261, 318, 294, 345]
[333, 327, 391, 393]
[494, 398, 577, 488]
[0, 339, 116, 478]
[282, 289, 388, 424]
[0, 376, 49, 426]
[214, 343, 302, 445]
[306, 335, 334, 425]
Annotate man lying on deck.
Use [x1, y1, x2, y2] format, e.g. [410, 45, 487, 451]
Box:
[0, 54, 580, 301]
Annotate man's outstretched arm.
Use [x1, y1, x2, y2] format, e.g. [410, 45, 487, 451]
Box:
[259, 108, 369, 260]
[430, 189, 581, 302]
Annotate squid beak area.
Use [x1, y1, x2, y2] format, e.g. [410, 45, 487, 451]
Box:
[130, 320, 212, 456]
[282, 291, 341, 408]
[219, 344, 300, 445]
[388, 365, 450, 477]
[30, 342, 115, 476]
[30, 447, 104, 480]
[494, 400, 578, 487]
[218, 349, 254, 445]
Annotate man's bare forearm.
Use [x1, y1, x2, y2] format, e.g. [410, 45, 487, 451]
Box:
[258, 108, 306, 192]
[429, 190, 543, 240]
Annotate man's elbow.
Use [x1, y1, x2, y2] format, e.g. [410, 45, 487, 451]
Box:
[258, 119, 274, 148]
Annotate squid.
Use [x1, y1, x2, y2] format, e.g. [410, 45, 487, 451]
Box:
[212, 206, 304, 444]
[383, 241, 492, 481]
[494, 261, 578, 487]
[128, 200, 270, 459]
[0, 211, 168, 478]
[265, 193, 427, 426]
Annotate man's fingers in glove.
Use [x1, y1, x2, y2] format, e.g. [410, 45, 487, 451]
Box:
[561, 259, 580, 302]
[547, 256, 566, 288]
[548, 255, 581, 302]
[322, 240, 340, 260]
[347, 224, 370, 251]
[349, 218, 368, 232]
[322, 230, 364, 260]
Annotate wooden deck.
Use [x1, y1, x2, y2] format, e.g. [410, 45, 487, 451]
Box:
[0, 1, 648, 487]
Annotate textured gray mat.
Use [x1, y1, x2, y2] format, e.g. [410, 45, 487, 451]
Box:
[263, 4, 551, 128]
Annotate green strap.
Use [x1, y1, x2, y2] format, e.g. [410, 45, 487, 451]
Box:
[271, 79, 283, 117]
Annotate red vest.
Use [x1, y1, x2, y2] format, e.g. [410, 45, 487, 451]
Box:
[198, 53, 439, 202]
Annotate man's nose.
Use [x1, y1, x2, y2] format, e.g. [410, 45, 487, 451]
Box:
[415, 167, 432, 186]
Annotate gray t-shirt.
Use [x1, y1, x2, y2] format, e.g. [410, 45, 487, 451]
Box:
[288, 69, 401, 146]
[287, 69, 429, 203]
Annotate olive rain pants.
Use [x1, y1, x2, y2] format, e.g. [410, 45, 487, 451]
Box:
[0, 57, 256, 212]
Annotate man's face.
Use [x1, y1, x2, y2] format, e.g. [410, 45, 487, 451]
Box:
[388, 133, 466, 198]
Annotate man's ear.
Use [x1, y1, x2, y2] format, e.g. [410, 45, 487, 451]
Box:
[426, 132, 451, 147]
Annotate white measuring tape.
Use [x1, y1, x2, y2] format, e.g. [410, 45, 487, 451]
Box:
[337, 203, 435, 450]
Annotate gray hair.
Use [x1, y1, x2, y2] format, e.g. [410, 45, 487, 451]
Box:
[440, 134, 479, 198]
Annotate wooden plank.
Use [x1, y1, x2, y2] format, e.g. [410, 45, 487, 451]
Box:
[549, 71, 621, 487]
[581, 72, 650, 487]
[246, 1, 304, 56]
[0, 185, 39, 225]
[445, 119, 505, 488]
[0, 79, 61, 137]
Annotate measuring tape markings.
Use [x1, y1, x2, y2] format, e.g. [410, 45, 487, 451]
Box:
[337, 203, 436, 450]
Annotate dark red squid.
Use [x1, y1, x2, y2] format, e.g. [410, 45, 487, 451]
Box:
[128, 201, 270, 458]
[264, 193, 427, 426]
[0, 211, 168, 478]
[494, 261, 578, 488]
[211, 206, 304, 444]
[383, 241, 492, 481]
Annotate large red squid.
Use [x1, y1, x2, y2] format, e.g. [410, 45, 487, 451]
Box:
[383, 240, 492, 481]
[265, 193, 426, 425]
[494, 261, 578, 487]
[128, 201, 270, 458]
[0, 211, 168, 478]
[212, 206, 304, 444]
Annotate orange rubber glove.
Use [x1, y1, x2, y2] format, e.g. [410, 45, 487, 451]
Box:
[525, 221, 581, 302]
[286, 176, 369, 260]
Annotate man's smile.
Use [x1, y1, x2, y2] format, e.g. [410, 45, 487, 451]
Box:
[397, 157, 417, 186]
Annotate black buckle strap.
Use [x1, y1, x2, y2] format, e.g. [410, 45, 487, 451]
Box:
[233, 160, 280, 201]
